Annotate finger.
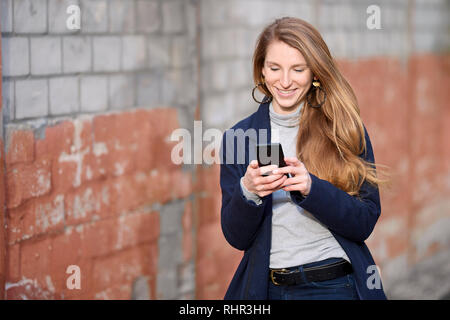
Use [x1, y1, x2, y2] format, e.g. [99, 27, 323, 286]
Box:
[256, 174, 285, 191]
[284, 157, 302, 166]
[260, 173, 285, 186]
[247, 162, 257, 176]
[282, 184, 297, 191]
[248, 161, 261, 178]
[280, 175, 303, 187]
[259, 164, 278, 176]
[272, 166, 300, 175]
[250, 160, 259, 168]
[271, 167, 288, 175]
[257, 176, 288, 196]
[282, 183, 306, 192]
[266, 175, 287, 190]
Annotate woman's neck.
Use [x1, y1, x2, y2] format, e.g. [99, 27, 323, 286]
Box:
[272, 100, 302, 115]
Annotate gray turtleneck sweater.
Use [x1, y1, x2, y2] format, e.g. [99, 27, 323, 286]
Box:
[240, 101, 349, 268]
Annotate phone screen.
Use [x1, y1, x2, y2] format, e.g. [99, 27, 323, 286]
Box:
[256, 143, 288, 176]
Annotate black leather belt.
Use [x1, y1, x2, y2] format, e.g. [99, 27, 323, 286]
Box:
[270, 259, 353, 286]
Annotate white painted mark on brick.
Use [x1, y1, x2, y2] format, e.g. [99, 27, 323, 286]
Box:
[5, 277, 35, 291]
[70, 188, 99, 221]
[114, 162, 125, 176]
[28, 166, 51, 198]
[59, 119, 90, 188]
[45, 275, 55, 293]
[85, 165, 93, 180]
[93, 142, 108, 156]
[35, 194, 64, 232]
[101, 186, 110, 205]
[6, 277, 54, 299]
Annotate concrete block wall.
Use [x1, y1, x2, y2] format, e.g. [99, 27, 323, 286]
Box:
[1, 0, 198, 122]
[1, 0, 198, 299]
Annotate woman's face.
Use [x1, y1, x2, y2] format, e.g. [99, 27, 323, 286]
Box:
[262, 40, 314, 114]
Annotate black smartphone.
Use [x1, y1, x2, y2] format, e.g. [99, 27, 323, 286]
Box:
[256, 143, 289, 177]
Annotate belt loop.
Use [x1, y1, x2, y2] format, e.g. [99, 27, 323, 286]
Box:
[298, 265, 308, 284]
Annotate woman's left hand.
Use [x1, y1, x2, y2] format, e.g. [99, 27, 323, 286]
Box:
[272, 157, 312, 197]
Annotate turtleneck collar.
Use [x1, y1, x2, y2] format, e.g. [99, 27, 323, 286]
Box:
[269, 101, 303, 128]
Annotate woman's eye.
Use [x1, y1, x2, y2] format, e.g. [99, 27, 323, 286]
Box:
[295, 69, 304, 72]
[270, 68, 279, 71]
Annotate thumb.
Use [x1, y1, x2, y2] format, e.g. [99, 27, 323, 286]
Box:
[250, 160, 259, 168]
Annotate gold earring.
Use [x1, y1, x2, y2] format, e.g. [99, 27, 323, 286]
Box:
[307, 79, 326, 108]
[252, 83, 273, 104]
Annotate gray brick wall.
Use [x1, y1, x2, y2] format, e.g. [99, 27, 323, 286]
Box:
[157, 200, 185, 299]
[0, 0, 13, 33]
[62, 37, 92, 73]
[1, 37, 29, 76]
[108, 74, 135, 110]
[1, 0, 198, 123]
[14, 0, 47, 34]
[81, 0, 108, 33]
[15, 78, 48, 120]
[30, 37, 62, 75]
[109, 0, 135, 33]
[80, 75, 108, 112]
[136, 0, 160, 33]
[413, 0, 450, 53]
[122, 35, 147, 71]
[92, 36, 121, 72]
[49, 76, 79, 115]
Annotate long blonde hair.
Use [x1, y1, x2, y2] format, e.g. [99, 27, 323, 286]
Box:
[253, 17, 390, 195]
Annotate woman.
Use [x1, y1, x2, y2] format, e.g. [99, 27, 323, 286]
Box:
[219, 17, 389, 300]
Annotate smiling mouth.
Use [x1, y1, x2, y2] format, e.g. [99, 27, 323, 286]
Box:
[275, 87, 297, 97]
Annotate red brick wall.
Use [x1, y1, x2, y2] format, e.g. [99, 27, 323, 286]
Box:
[4, 108, 193, 299]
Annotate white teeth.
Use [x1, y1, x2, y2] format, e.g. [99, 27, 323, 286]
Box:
[278, 89, 295, 94]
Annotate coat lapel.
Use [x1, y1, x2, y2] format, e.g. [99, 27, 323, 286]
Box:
[253, 101, 271, 145]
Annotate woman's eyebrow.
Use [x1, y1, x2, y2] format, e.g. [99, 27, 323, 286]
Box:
[266, 61, 307, 67]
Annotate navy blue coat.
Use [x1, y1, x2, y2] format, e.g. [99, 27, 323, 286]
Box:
[219, 101, 387, 300]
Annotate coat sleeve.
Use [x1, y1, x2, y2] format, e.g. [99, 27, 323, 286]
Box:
[290, 126, 381, 243]
[219, 130, 268, 251]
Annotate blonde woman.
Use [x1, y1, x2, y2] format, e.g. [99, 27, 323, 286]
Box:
[219, 17, 389, 300]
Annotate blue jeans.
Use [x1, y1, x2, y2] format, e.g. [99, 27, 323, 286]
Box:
[268, 258, 359, 300]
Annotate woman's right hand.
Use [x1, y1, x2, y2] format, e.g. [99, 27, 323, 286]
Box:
[242, 160, 288, 197]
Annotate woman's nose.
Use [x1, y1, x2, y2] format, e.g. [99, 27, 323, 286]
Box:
[280, 71, 291, 88]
